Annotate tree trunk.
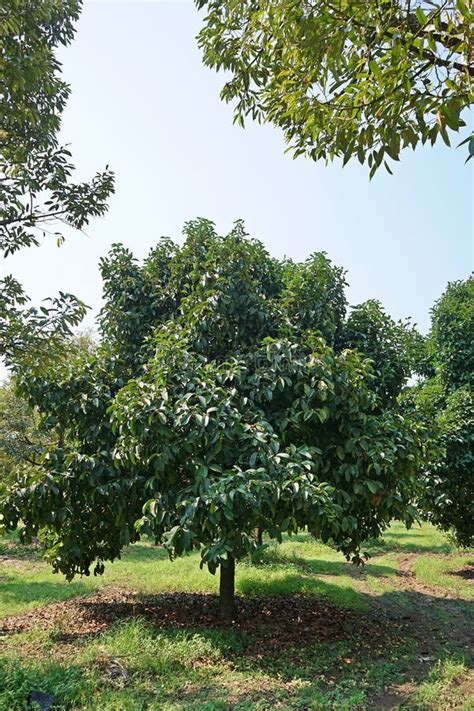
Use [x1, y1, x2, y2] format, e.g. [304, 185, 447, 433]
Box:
[219, 556, 235, 620]
[257, 527, 263, 546]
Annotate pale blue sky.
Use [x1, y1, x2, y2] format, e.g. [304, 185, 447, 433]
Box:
[5, 0, 473, 339]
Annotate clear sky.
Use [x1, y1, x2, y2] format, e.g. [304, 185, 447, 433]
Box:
[4, 0, 473, 342]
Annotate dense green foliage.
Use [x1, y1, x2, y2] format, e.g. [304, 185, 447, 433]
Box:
[421, 386, 473, 548]
[196, 0, 474, 174]
[415, 276, 473, 547]
[0, 0, 114, 363]
[430, 277, 474, 391]
[1, 220, 425, 616]
[341, 300, 420, 405]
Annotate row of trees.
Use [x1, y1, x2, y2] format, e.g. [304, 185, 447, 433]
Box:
[0, 0, 471, 621]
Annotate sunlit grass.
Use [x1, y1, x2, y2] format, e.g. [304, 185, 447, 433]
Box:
[363, 521, 459, 555]
[0, 521, 468, 620]
[414, 555, 474, 600]
[1, 523, 473, 709]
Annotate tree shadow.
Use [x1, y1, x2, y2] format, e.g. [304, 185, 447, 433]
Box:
[2, 577, 471, 710]
[375, 586, 474, 637]
[449, 565, 474, 580]
[0, 656, 89, 710]
[0, 531, 43, 560]
[363, 532, 454, 555]
[0, 535, 170, 565]
[257, 547, 395, 579]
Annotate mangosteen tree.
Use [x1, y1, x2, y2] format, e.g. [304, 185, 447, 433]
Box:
[1, 220, 425, 619]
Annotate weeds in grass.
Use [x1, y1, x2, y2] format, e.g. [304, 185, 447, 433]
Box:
[406, 657, 474, 710]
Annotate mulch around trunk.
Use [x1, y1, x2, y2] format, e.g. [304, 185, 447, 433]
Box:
[0, 589, 399, 657]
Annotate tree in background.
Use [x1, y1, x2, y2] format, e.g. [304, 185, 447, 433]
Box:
[0, 0, 114, 363]
[340, 300, 422, 405]
[0, 330, 96, 492]
[196, 0, 474, 175]
[430, 277, 473, 392]
[1, 220, 425, 619]
[0, 380, 50, 492]
[414, 276, 473, 547]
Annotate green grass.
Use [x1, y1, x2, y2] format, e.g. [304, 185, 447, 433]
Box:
[0, 530, 42, 558]
[0, 521, 457, 620]
[363, 521, 460, 555]
[414, 555, 474, 600]
[1, 522, 472, 710]
[0, 570, 96, 617]
[405, 657, 474, 710]
[0, 619, 421, 710]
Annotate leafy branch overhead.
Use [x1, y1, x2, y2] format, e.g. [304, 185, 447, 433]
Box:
[0, 0, 114, 361]
[196, 0, 474, 174]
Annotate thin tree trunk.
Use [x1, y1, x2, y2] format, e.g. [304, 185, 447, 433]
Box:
[257, 527, 263, 546]
[219, 556, 235, 620]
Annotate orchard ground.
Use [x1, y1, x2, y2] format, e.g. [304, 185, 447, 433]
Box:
[0, 523, 472, 710]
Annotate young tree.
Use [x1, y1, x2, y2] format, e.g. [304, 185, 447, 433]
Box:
[0, 0, 114, 363]
[1, 220, 425, 619]
[196, 0, 474, 175]
[415, 276, 473, 547]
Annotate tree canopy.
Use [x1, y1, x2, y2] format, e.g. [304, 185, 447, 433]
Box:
[430, 277, 474, 392]
[0, 379, 49, 491]
[0, 331, 96, 493]
[1, 220, 425, 618]
[414, 276, 473, 547]
[341, 300, 421, 405]
[0, 0, 114, 363]
[196, 0, 474, 175]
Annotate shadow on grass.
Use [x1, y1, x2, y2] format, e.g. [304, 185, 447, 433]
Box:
[375, 587, 474, 634]
[0, 657, 92, 710]
[0, 535, 170, 565]
[363, 533, 454, 555]
[0, 531, 43, 560]
[449, 564, 474, 580]
[257, 548, 395, 578]
[2, 580, 471, 710]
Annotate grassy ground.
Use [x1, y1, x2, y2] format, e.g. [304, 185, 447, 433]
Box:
[0, 522, 472, 710]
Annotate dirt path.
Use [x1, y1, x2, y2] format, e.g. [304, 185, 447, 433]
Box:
[381, 554, 472, 654]
[367, 553, 473, 709]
